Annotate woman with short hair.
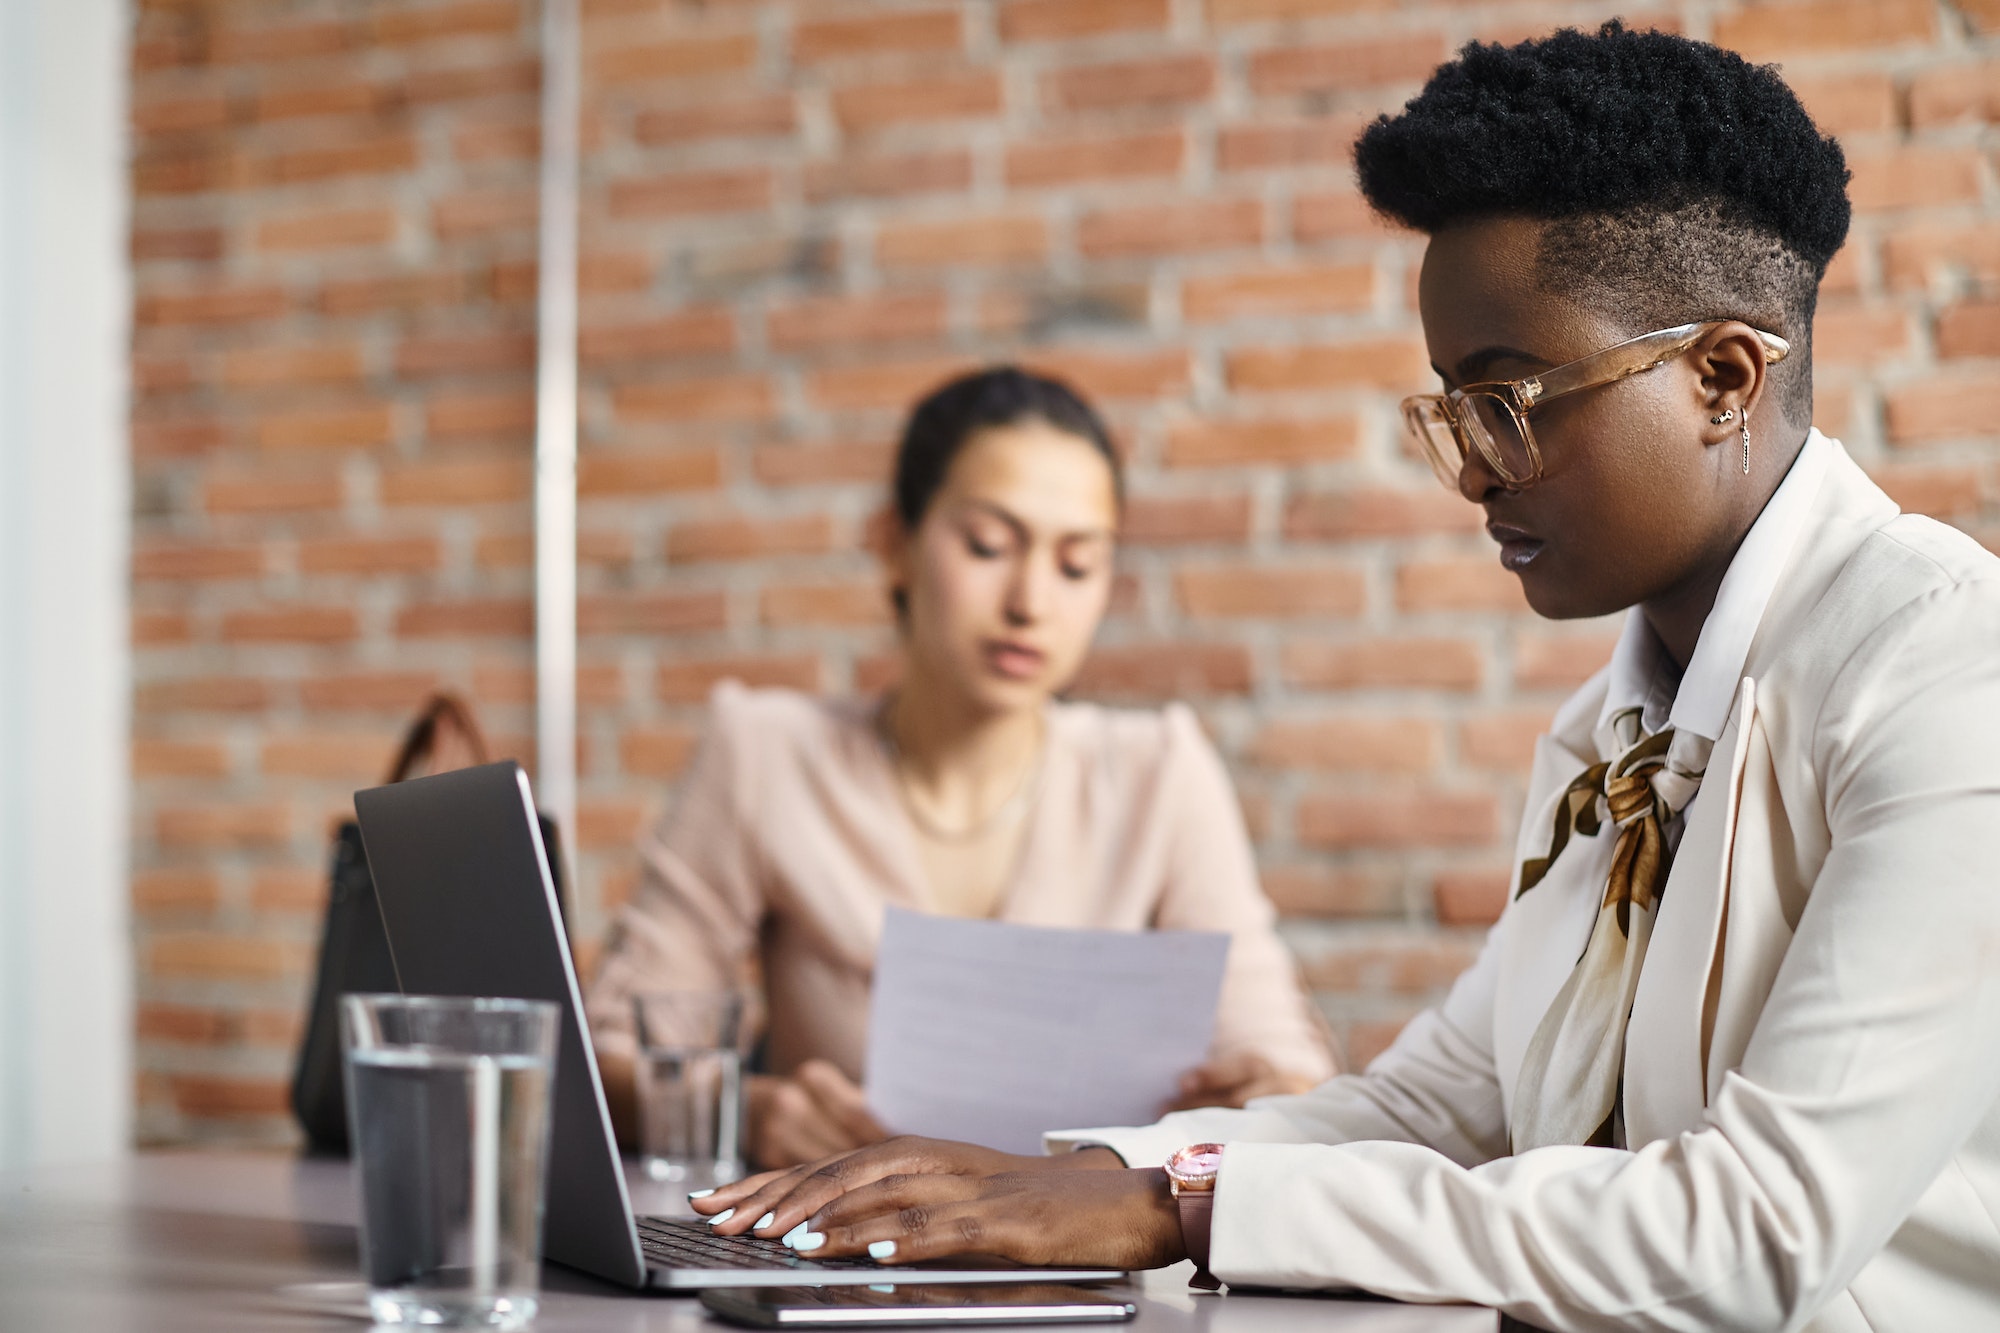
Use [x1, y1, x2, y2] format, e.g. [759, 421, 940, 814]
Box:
[694, 27, 2000, 1330]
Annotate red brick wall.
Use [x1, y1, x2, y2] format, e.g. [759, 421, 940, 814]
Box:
[129, 0, 2000, 1145]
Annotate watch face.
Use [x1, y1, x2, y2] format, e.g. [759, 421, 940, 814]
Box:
[1167, 1144, 1224, 1182]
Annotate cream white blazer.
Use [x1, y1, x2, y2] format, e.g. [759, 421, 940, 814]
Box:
[1055, 443, 2000, 1333]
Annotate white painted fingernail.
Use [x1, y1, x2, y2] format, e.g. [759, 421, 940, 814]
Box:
[687, 1188, 717, 1200]
[868, 1240, 898, 1261]
[782, 1222, 808, 1248]
[794, 1231, 826, 1253]
[754, 1212, 776, 1230]
[707, 1208, 735, 1226]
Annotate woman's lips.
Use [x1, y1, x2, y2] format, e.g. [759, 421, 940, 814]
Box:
[1486, 520, 1546, 572]
[983, 640, 1047, 680]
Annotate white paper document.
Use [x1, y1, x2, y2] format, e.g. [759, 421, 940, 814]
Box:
[863, 908, 1231, 1154]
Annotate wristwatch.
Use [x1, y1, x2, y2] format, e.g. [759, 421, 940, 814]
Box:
[1164, 1143, 1225, 1291]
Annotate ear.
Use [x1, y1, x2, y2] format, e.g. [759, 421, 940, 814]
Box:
[1692, 322, 1773, 435]
[873, 507, 917, 622]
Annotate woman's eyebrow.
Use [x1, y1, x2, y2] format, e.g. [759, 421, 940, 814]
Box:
[959, 498, 1028, 535]
[961, 498, 1114, 542]
[1453, 344, 1548, 383]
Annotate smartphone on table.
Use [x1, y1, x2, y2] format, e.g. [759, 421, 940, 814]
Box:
[700, 1282, 1140, 1327]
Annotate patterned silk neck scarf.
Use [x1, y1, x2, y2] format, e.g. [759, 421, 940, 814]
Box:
[1510, 709, 1706, 1152]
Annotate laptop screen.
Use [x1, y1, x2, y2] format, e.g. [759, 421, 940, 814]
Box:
[355, 761, 647, 1287]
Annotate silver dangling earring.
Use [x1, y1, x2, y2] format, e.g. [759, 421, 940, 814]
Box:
[1739, 416, 1752, 474]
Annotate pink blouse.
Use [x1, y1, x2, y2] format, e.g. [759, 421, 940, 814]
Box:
[586, 683, 1334, 1086]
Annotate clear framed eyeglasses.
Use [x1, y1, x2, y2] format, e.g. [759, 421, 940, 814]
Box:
[1400, 321, 1790, 490]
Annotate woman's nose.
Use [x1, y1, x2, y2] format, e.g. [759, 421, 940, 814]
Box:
[1003, 558, 1051, 625]
[1456, 446, 1503, 504]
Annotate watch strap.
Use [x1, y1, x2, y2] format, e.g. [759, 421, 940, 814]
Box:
[1176, 1188, 1219, 1291]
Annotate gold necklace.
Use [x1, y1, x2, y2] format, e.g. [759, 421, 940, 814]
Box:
[876, 697, 1048, 844]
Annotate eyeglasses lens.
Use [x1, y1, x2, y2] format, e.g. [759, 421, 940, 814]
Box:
[1461, 394, 1536, 485]
[1405, 401, 1464, 488]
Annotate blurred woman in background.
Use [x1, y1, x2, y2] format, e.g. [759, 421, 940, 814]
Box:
[587, 366, 1334, 1169]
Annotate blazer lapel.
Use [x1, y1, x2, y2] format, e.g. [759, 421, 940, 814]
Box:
[1493, 730, 1614, 1121]
[1623, 677, 1757, 1144]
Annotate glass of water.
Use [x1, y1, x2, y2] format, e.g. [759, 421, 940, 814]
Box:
[341, 994, 559, 1330]
[632, 990, 745, 1185]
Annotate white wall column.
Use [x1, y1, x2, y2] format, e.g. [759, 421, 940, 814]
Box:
[0, 0, 131, 1170]
[534, 0, 581, 868]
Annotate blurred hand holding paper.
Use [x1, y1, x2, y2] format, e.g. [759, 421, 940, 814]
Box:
[863, 908, 1230, 1154]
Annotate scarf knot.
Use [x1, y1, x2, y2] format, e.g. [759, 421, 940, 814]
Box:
[1509, 712, 1706, 1152]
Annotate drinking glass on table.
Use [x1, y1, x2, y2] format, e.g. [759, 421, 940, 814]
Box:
[341, 994, 559, 1330]
[632, 990, 746, 1186]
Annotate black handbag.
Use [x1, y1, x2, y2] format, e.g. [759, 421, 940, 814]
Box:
[288, 693, 568, 1154]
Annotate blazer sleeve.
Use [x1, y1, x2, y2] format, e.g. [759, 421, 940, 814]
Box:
[1147, 705, 1335, 1084]
[1191, 581, 2000, 1332]
[585, 684, 767, 1060]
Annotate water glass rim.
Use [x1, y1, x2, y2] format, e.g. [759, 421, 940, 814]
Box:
[344, 992, 559, 1017]
[631, 988, 743, 1004]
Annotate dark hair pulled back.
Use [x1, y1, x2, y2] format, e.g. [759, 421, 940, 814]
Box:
[892, 365, 1121, 531]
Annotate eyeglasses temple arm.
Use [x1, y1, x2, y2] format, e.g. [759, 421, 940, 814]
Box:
[1526, 324, 1707, 403]
[1521, 323, 1792, 406]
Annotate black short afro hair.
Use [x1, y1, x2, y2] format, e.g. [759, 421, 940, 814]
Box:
[1355, 21, 1851, 423]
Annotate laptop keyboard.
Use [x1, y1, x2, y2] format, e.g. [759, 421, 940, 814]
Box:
[637, 1216, 881, 1272]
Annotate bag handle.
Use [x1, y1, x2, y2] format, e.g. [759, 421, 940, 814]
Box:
[382, 691, 492, 785]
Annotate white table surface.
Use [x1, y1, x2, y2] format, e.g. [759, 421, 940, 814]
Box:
[0, 1151, 1502, 1332]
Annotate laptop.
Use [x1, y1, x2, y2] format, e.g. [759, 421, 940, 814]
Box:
[352, 761, 1127, 1291]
